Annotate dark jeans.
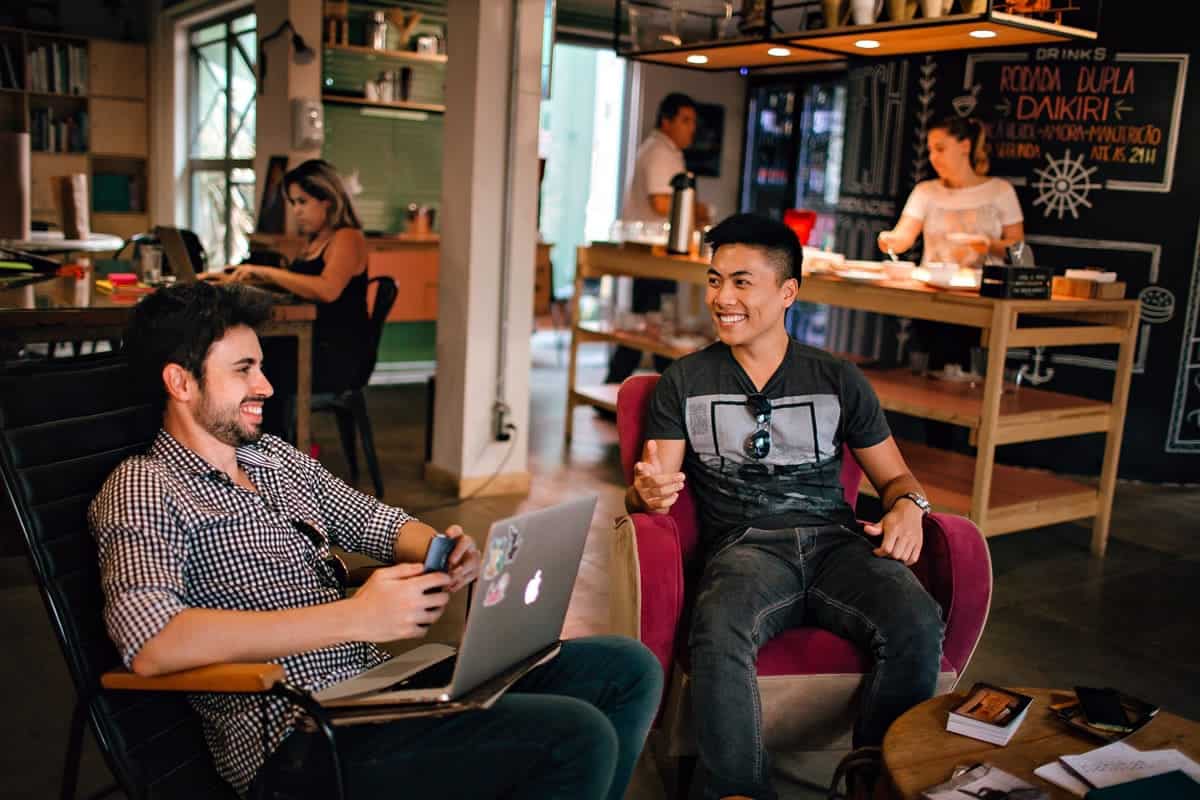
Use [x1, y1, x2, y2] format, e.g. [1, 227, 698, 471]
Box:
[253, 636, 663, 800]
[689, 526, 944, 800]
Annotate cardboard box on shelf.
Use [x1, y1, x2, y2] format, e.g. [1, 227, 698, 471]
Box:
[1052, 276, 1127, 300]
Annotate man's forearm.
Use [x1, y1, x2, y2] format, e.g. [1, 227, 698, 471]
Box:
[393, 518, 437, 563]
[132, 600, 362, 676]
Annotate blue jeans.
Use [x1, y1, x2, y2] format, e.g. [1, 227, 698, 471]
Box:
[689, 526, 944, 800]
[254, 636, 663, 800]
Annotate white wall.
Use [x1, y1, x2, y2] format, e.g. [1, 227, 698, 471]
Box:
[631, 62, 747, 221]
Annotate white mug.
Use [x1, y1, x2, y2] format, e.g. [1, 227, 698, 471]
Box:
[851, 0, 884, 24]
[920, 0, 951, 17]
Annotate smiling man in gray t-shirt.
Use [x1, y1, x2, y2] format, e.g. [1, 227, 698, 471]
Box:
[627, 214, 945, 800]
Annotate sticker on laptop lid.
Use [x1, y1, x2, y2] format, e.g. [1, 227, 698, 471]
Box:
[483, 532, 509, 580]
[483, 572, 510, 607]
[483, 526, 522, 580]
[505, 526, 522, 562]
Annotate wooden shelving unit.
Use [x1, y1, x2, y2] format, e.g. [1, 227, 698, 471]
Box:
[571, 244, 1140, 556]
[0, 28, 150, 242]
[321, 93, 445, 114]
[324, 43, 446, 64]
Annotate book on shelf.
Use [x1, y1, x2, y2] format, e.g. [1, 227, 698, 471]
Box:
[921, 762, 1048, 799]
[945, 682, 1034, 746]
[0, 42, 19, 89]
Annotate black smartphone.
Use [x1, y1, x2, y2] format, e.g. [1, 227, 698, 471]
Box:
[1074, 686, 1132, 732]
[423, 534, 455, 574]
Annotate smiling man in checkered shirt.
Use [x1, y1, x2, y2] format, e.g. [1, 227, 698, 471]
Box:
[88, 282, 662, 799]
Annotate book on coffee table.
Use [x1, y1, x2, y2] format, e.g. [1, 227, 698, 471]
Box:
[946, 682, 1034, 746]
[922, 762, 1048, 799]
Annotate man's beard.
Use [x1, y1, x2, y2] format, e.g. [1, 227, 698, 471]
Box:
[197, 391, 265, 447]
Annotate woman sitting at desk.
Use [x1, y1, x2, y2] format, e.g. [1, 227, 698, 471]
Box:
[219, 158, 371, 395]
[877, 116, 1025, 268]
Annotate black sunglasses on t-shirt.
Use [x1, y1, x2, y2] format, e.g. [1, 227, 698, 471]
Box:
[743, 393, 772, 460]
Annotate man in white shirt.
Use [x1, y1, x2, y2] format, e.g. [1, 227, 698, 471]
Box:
[605, 93, 711, 389]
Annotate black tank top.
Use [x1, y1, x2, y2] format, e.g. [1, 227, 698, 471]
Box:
[289, 235, 371, 391]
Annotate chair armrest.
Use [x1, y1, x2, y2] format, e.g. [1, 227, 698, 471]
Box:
[915, 513, 992, 675]
[613, 512, 686, 680]
[101, 663, 286, 693]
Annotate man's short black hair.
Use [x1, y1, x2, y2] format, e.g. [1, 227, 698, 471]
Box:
[656, 92, 697, 128]
[704, 213, 803, 284]
[122, 282, 273, 407]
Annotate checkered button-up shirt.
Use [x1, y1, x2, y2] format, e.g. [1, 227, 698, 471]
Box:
[89, 431, 414, 795]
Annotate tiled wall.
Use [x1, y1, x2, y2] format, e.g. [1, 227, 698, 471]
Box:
[321, 51, 444, 233]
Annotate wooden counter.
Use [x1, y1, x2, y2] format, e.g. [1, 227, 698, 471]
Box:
[571, 244, 1140, 556]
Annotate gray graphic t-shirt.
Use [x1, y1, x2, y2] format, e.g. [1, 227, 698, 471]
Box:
[645, 339, 891, 552]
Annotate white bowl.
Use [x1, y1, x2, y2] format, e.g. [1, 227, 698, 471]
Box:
[884, 260, 916, 281]
[842, 259, 885, 271]
[802, 247, 844, 273]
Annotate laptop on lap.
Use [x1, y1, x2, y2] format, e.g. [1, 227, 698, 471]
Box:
[313, 495, 598, 709]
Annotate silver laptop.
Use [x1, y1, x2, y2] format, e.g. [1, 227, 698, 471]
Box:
[157, 226, 292, 297]
[155, 226, 201, 283]
[314, 495, 598, 706]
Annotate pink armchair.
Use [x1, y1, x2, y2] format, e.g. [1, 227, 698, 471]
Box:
[609, 374, 992, 770]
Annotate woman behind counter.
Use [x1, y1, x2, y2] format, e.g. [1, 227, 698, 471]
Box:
[222, 159, 373, 397]
[878, 116, 1024, 267]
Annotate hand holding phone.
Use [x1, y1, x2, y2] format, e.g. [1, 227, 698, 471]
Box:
[423, 534, 454, 574]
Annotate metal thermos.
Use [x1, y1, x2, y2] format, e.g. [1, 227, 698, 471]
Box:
[667, 171, 696, 255]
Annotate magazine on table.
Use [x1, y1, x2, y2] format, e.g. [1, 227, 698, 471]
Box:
[922, 762, 1048, 799]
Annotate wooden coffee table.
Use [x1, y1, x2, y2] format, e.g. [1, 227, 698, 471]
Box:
[883, 687, 1200, 799]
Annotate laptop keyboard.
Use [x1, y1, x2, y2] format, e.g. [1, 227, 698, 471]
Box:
[385, 654, 458, 692]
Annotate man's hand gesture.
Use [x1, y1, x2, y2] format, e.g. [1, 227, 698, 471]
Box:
[863, 501, 924, 566]
[632, 440, 686, 514]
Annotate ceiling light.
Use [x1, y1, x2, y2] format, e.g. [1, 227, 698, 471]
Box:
[854, 39, 881, 49]
[686, 54, 709, 64]
[969, 29, 998, 38]
[767, 47, 791, 57]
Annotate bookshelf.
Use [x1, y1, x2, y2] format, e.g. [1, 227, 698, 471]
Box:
[0, 28, 150, 243]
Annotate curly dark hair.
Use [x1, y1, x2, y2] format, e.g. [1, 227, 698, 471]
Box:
[122, 282, 273, 407]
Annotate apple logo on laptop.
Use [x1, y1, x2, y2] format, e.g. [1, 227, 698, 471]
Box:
[524, 569, 543, 605]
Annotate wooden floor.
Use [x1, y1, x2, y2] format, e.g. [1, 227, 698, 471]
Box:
[2, 329, 1198, 799]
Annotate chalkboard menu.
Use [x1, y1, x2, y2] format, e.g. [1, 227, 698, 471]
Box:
[824, 37, 1197, 481]
[966, 48, 1187, 196]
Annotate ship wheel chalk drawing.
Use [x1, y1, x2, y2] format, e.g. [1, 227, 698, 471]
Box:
[1138, 286, 1175, 325]
[1032, 149, 1102, 220]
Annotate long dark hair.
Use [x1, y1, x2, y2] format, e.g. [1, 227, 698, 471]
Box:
[930, 116, 990, 176]
[282, 159, 363, 230]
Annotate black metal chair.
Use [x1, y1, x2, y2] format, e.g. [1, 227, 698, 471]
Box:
[0, 354, 342, 800]
[312, 275, 398, 498]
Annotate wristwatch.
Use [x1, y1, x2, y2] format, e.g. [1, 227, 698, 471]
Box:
[893, 492, 931, 514]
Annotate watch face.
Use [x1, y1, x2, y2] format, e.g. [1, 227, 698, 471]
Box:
[906, 493, 930, 512]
